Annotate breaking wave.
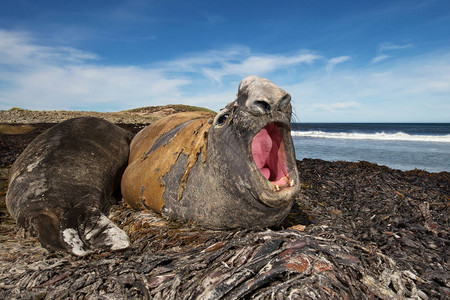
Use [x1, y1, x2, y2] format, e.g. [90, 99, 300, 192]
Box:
[291, 131, 450, 143]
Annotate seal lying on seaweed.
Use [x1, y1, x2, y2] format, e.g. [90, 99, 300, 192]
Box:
[6, 117, 131, 255]
[122, 75, 300, 229]
[6, 75, 300, 255]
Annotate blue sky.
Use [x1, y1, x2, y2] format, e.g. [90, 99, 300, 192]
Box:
[0, 0, 449, 122]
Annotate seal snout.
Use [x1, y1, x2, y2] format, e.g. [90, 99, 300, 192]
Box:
[251, 123, 295, 192]
[239, 75, 292, 116]
[247, 93, 291, 116]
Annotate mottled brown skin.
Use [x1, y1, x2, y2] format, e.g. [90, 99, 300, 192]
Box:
[6, 117, 131, 256]
[122, 111, 214, 212]
[121, 76, 300, 229]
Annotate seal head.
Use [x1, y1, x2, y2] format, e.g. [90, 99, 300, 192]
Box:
[214, 75, 300, 208]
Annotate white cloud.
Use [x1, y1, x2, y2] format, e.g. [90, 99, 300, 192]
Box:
[162, 47, 320, 82]
[372, 55, 390, 63]
[0, 29, 449, 122]
[0, 30, 99, 68]
[0, 30, 192, 111]
[288, 51, 450, 122]
[372, 42, 413, 64]
[326, 56, 351, 73]
[311, 101, 360, 112]
[203, 52, 319, 82]
[379, 42, 413, 51]
[159, 46, 251, 73]
[0, 32, 321, 111]
[3, 65, 191, 111]
[328, 56, 351, 65]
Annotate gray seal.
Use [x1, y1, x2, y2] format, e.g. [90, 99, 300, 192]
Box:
[6, 117, 131, 256]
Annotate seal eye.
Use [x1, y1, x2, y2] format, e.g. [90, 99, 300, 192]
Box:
[216, 113, 229, 126]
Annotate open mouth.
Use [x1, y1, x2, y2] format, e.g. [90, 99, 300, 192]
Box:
[251, 123, 295, 192]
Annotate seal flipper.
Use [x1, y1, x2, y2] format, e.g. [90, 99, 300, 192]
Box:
[28, 208, 129, 256]
[81, 209, 130, 252]
[28, 210, 69, 253]
[58, 208, 130, 256]
[28, 209, 92, 256]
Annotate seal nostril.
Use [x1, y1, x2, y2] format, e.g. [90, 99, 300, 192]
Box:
[278, 94, 291, 110]
[253, 100, 271, 114]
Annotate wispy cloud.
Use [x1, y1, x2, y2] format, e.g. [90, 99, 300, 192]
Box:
[1, 64, 191, 111]
[0, 30, 99, 68]
[379, 42, 413, 51]
[0, 30, 190, 111]
[0, 30, 319, 111]
[205, 14, 226, 24]
[159, 46, 251, 73]
[326, 56, 351, 73]
[288, 51, 450, 122]
[163, 48, 320, 82]
[311, 101, 360, 112]
[371, 54, 390, 63]
[372, 42, 413, 64]
[204, 52, 320, 82]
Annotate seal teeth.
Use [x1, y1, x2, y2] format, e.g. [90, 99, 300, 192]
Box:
[289, 179, 295, 187]
[274, 185, 280, 191]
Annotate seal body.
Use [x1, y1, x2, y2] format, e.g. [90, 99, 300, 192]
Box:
[6, 117, 131, 255]
[121, 111, 214, 213]
[122, 76, 301, 229]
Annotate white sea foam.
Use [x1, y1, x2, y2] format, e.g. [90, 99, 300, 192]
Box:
[291, 131, 450, 143]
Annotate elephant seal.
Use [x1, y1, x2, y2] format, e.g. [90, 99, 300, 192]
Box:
[121, 75, 300, 229]
[6, 117, 131, 256]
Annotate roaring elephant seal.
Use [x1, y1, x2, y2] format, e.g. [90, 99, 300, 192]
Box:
[121, 75, 300, 229]
[6, 117, 131, 256]
[6, 75, 300, 255]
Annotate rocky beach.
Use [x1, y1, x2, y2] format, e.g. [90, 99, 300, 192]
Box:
[0, 107, 448, 299]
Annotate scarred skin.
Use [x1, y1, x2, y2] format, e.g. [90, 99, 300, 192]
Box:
[7, 75, 301, 255]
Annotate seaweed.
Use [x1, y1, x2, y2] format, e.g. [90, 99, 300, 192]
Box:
[0, 124, 448, 299]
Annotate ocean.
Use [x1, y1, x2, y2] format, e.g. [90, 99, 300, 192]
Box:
[291, 123, 450, 173]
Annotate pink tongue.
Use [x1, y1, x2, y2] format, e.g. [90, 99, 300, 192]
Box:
[252, 128, 272, 179]
[252, 123, 287, 182]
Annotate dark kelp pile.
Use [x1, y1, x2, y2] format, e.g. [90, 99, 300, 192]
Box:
[0, 124, 449, 299]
